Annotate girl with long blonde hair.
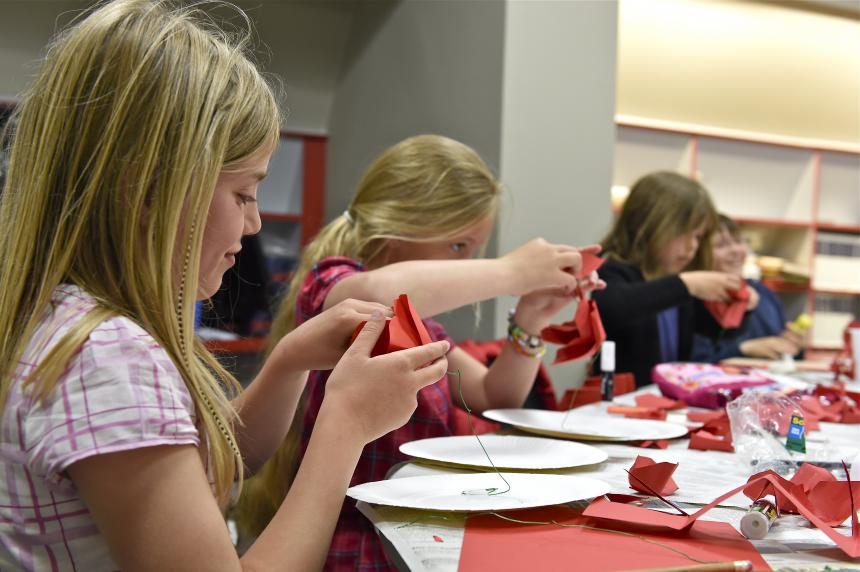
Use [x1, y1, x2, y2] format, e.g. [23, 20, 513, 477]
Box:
[0, 1, 448, 570]
[593, 171, 756, 387]
[235, 134, 603, 570]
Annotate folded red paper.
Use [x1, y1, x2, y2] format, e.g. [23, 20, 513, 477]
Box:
[351, 294, 431, 356]
[704, 282, 750, 329]
[458, 505, 771, 572]
[584, 467, 860, 558]
[541, 252, 607, 365]
[628, 455, 679, 496]
[688, 411, 735, 453]
[635, 394, 685, 410]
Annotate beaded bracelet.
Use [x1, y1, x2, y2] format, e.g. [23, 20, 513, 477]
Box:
[507, 309, 546, 358]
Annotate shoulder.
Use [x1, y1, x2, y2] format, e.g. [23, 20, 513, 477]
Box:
[598, 258, 642, 281]
[297, 256, 366, 323]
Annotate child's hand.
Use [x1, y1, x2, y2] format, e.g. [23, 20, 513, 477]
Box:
[513, 287, 579, 335]
[273, 299, 392, 372]
[679, 271, 742, 302]
[321, 311, 450, 444]
[740, 336, 800, 359]
[502, 239, 599, 296]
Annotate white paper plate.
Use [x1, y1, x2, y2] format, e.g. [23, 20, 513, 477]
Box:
[347, 472, 610, 512]
[399, 435, 608, 470]
[482, 409, 688, 441]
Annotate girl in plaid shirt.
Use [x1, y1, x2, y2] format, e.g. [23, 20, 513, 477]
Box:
[236, 134, 604, 570]
[0, 2, 448, 570]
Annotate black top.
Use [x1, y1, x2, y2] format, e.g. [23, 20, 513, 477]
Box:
[592, 258, 718, 388]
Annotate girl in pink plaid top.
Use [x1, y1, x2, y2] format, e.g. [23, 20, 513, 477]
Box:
[236, 136, 606, 570]
[0, 2, 448, 571]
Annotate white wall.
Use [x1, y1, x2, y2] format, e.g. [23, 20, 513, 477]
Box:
[495, 1, 618, 393]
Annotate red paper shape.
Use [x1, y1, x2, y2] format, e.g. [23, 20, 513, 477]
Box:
[704, 282, 750, 329]
[686, 410, 727, 423]
[458, 505, 771, 572]
[351, 294, 432, 356]
[636, 439, 670, 449]
[625, 409, 668, 421]
[542, 299, 606, 364]
[584, 469, 860, 558]
[541, 253, 607, 365]
[628, 456, 679, 496]
[558, 373, 636, 409]
[689, 430, 735, 453]
[635, 394, 685, 410]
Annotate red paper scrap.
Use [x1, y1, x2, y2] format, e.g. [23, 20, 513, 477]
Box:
[458, 505, 771, 572]
[635, 394, 685, 410]
[628, 456, 679, 496]
[686, 410, 727, 424]
[704, 282, 750, 329]
[743, 465, 860, 527]
[625, 409, 668, 421]
[433, 535, 443, 543]
[635, 439, 670, 449]
[541, 253, 607, 365]
[689, 430, 735, 453]
[583, 469, 860, 558]
[350, 294, 432, 356]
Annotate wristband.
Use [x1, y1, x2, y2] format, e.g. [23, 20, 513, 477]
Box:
[507, 309, 546, 358]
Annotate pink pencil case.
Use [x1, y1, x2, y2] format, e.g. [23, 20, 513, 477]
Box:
[652, 362, 775, 409]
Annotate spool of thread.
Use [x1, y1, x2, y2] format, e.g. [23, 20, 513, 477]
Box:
[740, 495, 778, 540]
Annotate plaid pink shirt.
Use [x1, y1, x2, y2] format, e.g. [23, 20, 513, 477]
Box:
[0, 285, 199, 571]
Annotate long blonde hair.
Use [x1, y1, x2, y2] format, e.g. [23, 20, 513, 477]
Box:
[602, 171, 717, 278]
[234, 134, 501, 537]
[0, 0, 279, 505]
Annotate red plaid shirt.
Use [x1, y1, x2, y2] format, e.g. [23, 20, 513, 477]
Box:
[297, 257, 455, 571]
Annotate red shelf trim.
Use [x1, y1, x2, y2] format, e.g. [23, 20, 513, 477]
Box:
[812, 288, 860, 296]
[261, 212, 302, 223]
[816, 222, 860, 234]
[733, 216, 812, 229]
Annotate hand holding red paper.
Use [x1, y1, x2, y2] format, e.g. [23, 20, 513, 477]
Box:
[704, 281, 750, 329]
[331, 298, 450, 443]
[351, 294, 433, 357]
[274, 298, 392, 371]
[541, 251, 607, 364]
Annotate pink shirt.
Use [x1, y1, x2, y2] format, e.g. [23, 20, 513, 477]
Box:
[0, 285, 199, 571]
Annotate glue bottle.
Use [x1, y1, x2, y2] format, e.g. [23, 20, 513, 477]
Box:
[600, 340, 615, 402]
[740, 495, 779, 540]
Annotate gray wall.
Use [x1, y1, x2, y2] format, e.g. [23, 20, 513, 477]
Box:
[494, 1, 618, 392]
[325, 0, 507, 341]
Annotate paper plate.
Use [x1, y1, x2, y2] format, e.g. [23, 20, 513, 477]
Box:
[482, 409, 688, 441]
[399, 435, 608, 470]
[347, 472, 610, 512]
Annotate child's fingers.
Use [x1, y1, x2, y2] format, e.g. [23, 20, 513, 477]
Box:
[347, 300, 393, 317]
[400, 340, 450, 369]
[348, 310, 386, 357]
[412, 356, 449, 389]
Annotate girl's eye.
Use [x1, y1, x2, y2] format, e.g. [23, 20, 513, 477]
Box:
[450, 242, 467, 253]
[237, 194, 256, 205]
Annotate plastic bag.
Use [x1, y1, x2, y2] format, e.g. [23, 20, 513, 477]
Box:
[727, 391, 843, 474]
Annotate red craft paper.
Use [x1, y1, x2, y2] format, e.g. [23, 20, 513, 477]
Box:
[636, 439, 670, 449]
[558, 374, 636, 409]
[687, 410, 727, 423]
[625, 409, 668, 421]
[635, 394, 685, 410]
[689, 430, 735, 453]
[584, 469, 860, 558]
[541, 252, 607, 365]
[351, 294, 431, 356]
[458, 505, 771, 572]
[704, 282, 750, 329]
[743, 465, 860, 527]
[629, 456, 679, 496]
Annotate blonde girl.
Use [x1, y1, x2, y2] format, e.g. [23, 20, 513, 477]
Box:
[593, 171, 757, 387]
[235, 134, 602, 570]
[0, 1, 447, 570]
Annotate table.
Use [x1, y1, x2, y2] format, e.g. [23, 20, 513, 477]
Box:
[357, 386, 860, 571]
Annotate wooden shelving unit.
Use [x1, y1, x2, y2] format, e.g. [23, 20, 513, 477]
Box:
[614, 115, 860, 352]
